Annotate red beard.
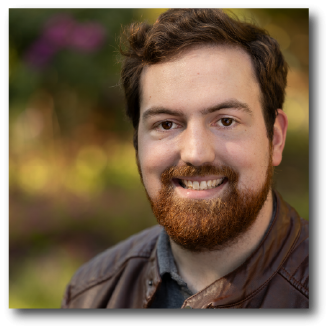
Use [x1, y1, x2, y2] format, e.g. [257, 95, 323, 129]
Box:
[145, 160, 273, 252]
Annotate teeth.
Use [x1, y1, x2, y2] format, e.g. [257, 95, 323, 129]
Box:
[180, 178, 225, 190]
[200, 181, 207, 190]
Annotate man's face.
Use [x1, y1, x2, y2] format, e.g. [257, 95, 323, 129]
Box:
[137, 45, 276, 250]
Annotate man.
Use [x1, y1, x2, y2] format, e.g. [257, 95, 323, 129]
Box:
[62, 9, 309, 309]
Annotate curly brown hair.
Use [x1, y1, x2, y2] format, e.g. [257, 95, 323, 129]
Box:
[120, 9, 288, 150]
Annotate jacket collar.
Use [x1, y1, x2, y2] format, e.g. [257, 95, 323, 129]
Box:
[179, 191, 302, 308]
[144, 241, 162, 308]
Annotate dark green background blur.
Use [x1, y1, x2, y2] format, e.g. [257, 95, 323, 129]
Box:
[9, 8, 309, 308]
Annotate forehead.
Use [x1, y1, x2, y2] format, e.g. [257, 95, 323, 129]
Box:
[139, 45, 262, 116]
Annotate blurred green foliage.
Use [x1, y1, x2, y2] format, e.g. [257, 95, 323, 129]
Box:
[9, 9, 308, 308]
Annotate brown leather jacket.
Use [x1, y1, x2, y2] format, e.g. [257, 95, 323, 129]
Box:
[61, 192, 309, 308]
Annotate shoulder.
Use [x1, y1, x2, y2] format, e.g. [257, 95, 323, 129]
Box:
[279, 213, 309, 298]
[65, 225, 162, 301]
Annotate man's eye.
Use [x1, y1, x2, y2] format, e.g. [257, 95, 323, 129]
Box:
[219, 118, 234, 127]
[160, 121, 174, 130]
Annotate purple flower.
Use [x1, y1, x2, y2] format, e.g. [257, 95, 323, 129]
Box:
[43, 14, 106, 52]
[69, 22, 106, 52]
[24, 38, 57, 68]
[42, 14, 76, 49]
[24, 14, 106, 69]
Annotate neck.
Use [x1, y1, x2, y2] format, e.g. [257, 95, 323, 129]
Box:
[169, 190, 274, 294]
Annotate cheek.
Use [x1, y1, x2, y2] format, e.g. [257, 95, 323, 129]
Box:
[137, 136, 178, 196]
[139, 140, 174, 174]
[222, 138, 270, 186]
[223, 140, 262, 167]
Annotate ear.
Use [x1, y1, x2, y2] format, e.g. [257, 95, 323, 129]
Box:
[272, 109, 288, 166]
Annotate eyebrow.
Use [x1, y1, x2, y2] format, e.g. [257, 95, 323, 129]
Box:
[200, 99, 252, 115]
[142, 99, 252, 121]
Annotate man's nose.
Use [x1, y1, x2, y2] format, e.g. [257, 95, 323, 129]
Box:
[179, 123, 215, 166]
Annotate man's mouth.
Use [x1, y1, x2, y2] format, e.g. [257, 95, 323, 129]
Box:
[177, 177, 228, 190]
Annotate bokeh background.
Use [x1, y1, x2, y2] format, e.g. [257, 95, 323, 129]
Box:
[9, 8, 309, 308]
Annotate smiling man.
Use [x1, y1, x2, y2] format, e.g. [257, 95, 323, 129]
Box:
[62, 9, 309, 309]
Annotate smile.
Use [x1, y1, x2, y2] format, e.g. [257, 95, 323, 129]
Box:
[178, 177, 227, 190]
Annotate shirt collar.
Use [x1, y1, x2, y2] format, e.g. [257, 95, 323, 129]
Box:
[156, 228, 190, 289]
[156, 191, 277, 298]
[157, 193, 276, 270]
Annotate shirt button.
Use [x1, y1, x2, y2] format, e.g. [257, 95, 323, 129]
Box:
[184, 305, 193, 309]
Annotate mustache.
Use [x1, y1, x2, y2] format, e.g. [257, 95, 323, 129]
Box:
[160, 165, 239, 185]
